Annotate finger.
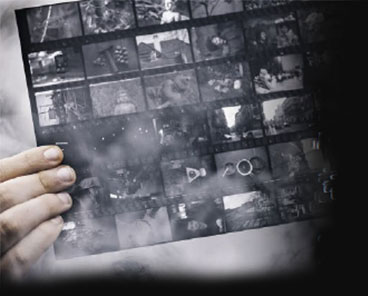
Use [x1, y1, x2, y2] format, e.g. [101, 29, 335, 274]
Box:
[0, 192, 72, 254]
[0, 216, 63, 280]
[0, 146, 63, 183]
[0, 165, 76, 212]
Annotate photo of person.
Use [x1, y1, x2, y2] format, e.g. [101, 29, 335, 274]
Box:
[244, 13, 299, 53]
[80, 0, 135, 34]
[190, 0, 243, 19]
[135, 0, 190, 27]
[69, 175, 111, 213]
[191, 21, 245, 61]
[144, 70, 200, 109]
[247, 30, 276, 53]
[136, 29, 192, 69]
[223, 190, 280, 232]
[90, 78, 146, 118]
[251, 54, 304, 94]
[276, 21, 299, 48]
[26, 2, 82, 43]
[197, 62, 253, 102]
[115, 207, 173, 249]
[35, 87, 92, 127]
[168, 199, 225, 240]
[83, 38, 139, 78]
[28, 48, 84, 87]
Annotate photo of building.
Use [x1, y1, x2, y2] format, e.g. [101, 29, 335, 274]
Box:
[136, 29, 192, 69]
[262, 95, 316, 135]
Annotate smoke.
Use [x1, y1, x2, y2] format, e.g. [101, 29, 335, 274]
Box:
[47, 127, 332, 281]
[1, 0, 338, 285]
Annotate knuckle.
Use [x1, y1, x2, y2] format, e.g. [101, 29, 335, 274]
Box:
[39, 220, 61, 237]
[37, 170, 53, 192]
[0, 258, 14, 279]
[0, 258, 9, 275]
[0, 215, 18, 239]
[0, 185, 9, 210]
[23, 150, 37, 171]
[0, 162, 7, 183]
[40, 194, 63, 213]
[11, 249, 29, 268]
[0, 252, 27, 279]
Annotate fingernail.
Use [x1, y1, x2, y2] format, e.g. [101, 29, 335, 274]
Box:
[57, 167, 74, 182]
[44, 147, 61, 161]
[50, 216, 63, 225]
[57, 192, 72, 205]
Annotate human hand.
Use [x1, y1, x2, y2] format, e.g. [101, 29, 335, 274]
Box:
[0, 146, 76, 279]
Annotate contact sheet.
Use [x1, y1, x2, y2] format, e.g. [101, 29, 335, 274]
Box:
[15, 0, 341, 260]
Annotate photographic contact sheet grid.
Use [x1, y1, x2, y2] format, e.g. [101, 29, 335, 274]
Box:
[16, 0, 340, 260]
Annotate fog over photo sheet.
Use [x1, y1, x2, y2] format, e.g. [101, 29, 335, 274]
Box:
[7, 0, 346, 282]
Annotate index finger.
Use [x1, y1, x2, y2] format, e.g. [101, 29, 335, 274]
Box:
[0, 146, 64, 183]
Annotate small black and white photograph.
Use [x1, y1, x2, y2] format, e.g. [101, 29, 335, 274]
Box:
[105, 163, 163, 201]
[214, 147, 271, 195]
[135, 0, 190, 27]
[305, 49, 342, 88]
[197, 62, 253, 102]
[80, 0, 135, 34]
[115, 207, 173, 249]
[251, 54, 304, 94]
[244, 12, 300, 53]
[223, 190, 280, 232]
[90, 78, 146, 118]
[191, 21, 245, 61]
[161, 155, 217, 198]
[269, 138, 331, 179]
[190, 0, 243, 19]
[144, 69, 200, 109]
[26, 3, 82, 43]
[262, 95, 316, 136]
[68, 172, 113, 213]
[276, 180, 332, 223]
[208, 103, 263, 144]
[244, 0, 294, 11]
[153, 108, 208, 150]
[167, 199, 225, 240]
[35, 87, 92, 127]
[136, 29, 192, 69]
[54, 215, 120, 260]
[298, 8, 344, 44]
[28, 47, 84, 87]
[89, 115, 158, 163]
[83, 38, 139, 77]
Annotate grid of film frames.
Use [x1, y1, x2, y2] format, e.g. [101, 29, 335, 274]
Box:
[16, 0, 342, 260]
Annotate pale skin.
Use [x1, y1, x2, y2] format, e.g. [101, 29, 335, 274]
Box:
[0, 146, 76, 279]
